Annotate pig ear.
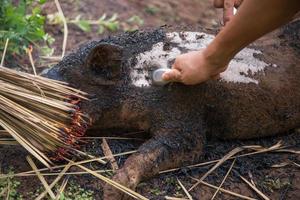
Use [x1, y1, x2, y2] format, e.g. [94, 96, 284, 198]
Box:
[85, 43, 123, 81]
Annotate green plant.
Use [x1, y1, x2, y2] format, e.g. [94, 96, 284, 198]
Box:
[145, 5, 160, 15]
[124, 15, 144, 32]
[0, 169, 23, 200]
[149, 187, 164, 196]
[74, 13, 120, 34]
[260, 176, 291, 193]
[47, 13, 144, 34]
[28, 181, 94, 200]
[59, 181, 94, 200]
[0, 0, 54, 56]
[48, 12, 120, 34]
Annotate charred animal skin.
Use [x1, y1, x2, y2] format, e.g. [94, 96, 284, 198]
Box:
[47, 22, 300, 199]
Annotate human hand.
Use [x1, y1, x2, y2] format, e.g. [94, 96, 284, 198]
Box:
[162, 51, 227, 85]
[214, 0, 243, 24]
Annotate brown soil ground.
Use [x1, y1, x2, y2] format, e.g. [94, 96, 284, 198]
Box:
[0, 1, 299, 200]
[42, 0, 221, 59]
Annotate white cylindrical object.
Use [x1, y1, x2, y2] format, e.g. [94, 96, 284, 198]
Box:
[152, 68, 172, 86]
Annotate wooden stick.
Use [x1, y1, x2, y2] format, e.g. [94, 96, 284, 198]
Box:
[0, 130, 10, 136]
[0, 139, 18, 145]
[35, 161, 72, 200]
[0, 169, 112, 177]
[165, 197, 189, 200]
[54, 0, 68, 58]
[0, 150, 137, 179]
[190, 177, 257, 200]
[82, 136, 145, 141]
[211, 159, 236, 200]
[72, 149, 106, 164]
[189, 147, 244, 191]
[0, 39, 9, 67]
[160, 141, 284, 174]
[101, 138, 119, 171]
[26, 156, 56, 199]
[177, 178, 193, 200]
[26, 46, 37, 76]
[240, 175, 270, 200]
[55, 176, 69, 200]
[293, 162, 300, 167]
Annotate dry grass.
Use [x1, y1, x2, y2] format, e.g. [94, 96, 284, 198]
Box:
[1, 138, 298, 199]
[0, 150, 137, 179]
[0, 39, 89, 167]
[26, 156, 56, 199]
[177, 178, 193, 200]
[35, 161, 72, 200]
[54, 0, 68, 59]
[188, 144, 274, 191]
[240, 175, 270, 200]
[210, 159, 236, 200]
[165, 197, 189, 200]
[0, 66, 89, 167]
[190, 177, 257, 200]
[160, 141, 285, 174]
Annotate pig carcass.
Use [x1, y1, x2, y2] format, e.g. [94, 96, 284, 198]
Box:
[46, 21, 300, 199]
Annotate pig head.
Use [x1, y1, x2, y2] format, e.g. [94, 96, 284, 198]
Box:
[47, 21, 300, 199]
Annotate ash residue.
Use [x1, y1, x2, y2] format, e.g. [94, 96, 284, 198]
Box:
[281, 19, 300, 52]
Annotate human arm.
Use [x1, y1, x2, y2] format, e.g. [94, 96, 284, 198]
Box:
[163, 0, 300, 85]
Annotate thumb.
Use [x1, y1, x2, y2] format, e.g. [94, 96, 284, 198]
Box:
[162, 68, 182, 82]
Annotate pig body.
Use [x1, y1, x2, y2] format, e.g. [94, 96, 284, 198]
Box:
[47, 22, 300, 199]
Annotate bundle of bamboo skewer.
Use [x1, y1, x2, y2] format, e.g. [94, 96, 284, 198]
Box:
[0, 65, 90, 168]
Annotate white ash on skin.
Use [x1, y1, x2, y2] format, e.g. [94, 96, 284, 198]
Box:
[131, 32, 273, 87]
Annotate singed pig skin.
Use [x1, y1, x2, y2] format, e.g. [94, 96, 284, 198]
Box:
[47, 21, 300, 199]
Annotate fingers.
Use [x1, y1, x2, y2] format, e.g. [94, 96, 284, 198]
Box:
[234, 0, 243, 8]
[214, 0, 243, 9]
[223, 0, 235, 24]
[162, 68, 182, 82]
[214, 0, 224, 8]
[214, 0, 241, 24]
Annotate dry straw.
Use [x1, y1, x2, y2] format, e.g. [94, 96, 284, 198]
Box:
[0, 39, 89, 167]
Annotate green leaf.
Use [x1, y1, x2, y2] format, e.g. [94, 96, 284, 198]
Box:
[108, 13, 118, 22]
[0, 0, 49, 56]
[97, 25, 104, 34]
[43, 33, 55, 45]
[98, 13, 107, 21]
[47, 12, 64, 25]
[40, 46, 54, 56]
[145, 5, 160, 15]
[75, 20, 91, 32]
[104, 21, 119, 32]
[39, 0, 47, 4]
[127, 15, 144, 26]
[59, 192, 65, 200]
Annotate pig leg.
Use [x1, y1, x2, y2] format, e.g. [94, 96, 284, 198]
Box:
[103, 123, 206, 200]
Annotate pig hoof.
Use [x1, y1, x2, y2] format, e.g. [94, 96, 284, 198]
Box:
[103, 169, 138, 200]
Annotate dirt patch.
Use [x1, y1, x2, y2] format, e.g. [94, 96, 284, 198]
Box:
[42, 0, 221, 57]
[1, 130, 299, 199]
